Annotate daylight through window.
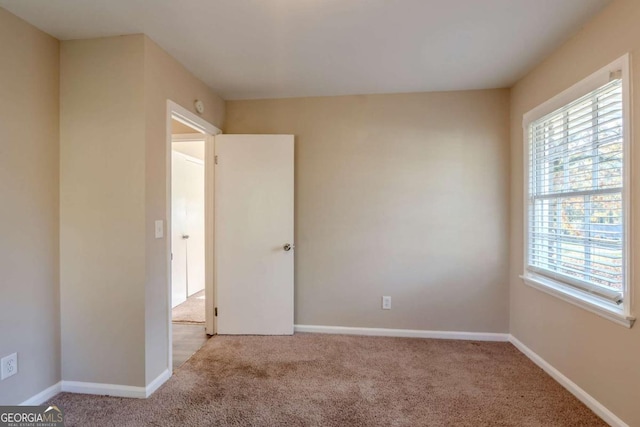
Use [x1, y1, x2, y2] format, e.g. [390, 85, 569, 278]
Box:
[527, 78, 625, 304]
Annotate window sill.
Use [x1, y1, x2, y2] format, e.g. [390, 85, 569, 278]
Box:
[520, 274, 635, 328]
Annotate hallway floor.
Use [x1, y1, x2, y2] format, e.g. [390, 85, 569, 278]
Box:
[172, 290, 205, 324]
[172, 323, 209, 370]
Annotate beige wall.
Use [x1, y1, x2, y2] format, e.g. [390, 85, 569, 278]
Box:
[143, 36, 224, 384]
[171, 119, 197, 134]
[509, 0, 640, 425]
[60, 35, 147, 386]
[8, 3, 636, 421]
[0, 9, 60, 404]
[226, 90, 510, 332]
[59, 34, 224, 388]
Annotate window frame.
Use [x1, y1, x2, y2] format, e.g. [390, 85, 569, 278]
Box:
[521, 54, 635, 328]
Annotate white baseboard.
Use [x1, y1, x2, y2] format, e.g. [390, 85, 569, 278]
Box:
[145, 369, 171, 397]
[509, 335, 628, 427]
[59, 369, 172, 399]
[294, 324, 510, 342]
[61, 380, 147, 398]
[20, 381, 62, 405]
[19, 370, 171, 402]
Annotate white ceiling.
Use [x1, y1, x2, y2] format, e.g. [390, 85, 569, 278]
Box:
[1, 0, 611, 100]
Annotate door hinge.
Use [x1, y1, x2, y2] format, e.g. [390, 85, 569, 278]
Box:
[214, 155, 218, 165]
[215, 307, 218, 317]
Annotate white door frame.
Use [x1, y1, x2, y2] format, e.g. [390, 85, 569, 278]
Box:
[166, 100, 221, 374]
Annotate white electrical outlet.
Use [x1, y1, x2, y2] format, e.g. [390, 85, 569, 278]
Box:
[382, 296, 391, 310]
[1, 353, 18, 380]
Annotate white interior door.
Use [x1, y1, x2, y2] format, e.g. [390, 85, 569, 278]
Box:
[171, 151, 188, 308]
[171, 149, 205, 305]
[215, 134, 294, 335]
[183, 155, 205, 296]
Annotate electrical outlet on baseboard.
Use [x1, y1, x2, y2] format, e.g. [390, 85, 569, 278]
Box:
[1, 353, 18, 380]
[382, 296, 391, 310]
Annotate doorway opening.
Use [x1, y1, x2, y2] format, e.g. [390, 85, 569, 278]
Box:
[166, 101, 220, 374]
[171, 126, 205, 319]
[165, 101, 294, 377]
[171, 120, 207, 369]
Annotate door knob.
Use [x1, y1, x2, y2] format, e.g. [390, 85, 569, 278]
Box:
[182, 235, 190, 240]
[283, 243, 294, 252]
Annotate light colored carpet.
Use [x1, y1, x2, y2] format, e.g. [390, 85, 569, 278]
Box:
[172, 290, 205, 324]
[47, 334, 605, 426]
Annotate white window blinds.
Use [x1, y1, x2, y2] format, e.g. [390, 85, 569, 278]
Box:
[527, 78, 625, 303]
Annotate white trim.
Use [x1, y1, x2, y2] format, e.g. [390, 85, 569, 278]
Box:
[294, 325, 509, 342]
[61, 381, 147, 399]
[621, 53, 634, 316]
[521, 275, 635, 328]
[521, 53, 634, 324]
[168, 101, 221, 136]
[166, 101, 219, 377]
[21, 370, 170, 402]
[145, 369, 171, 397]
[205, 133, 216, 335]
[20, 382, 62, 405]
[509, 335, 629, 427]
[523, 55, 629, 125]
[172, 133, 207, 142]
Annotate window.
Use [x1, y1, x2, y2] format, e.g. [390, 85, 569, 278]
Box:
[522, 55, 634, 328]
